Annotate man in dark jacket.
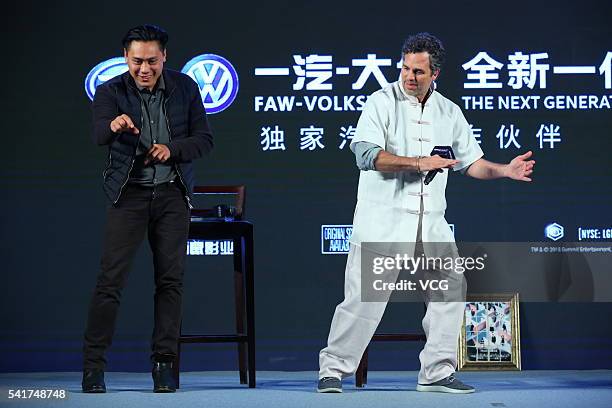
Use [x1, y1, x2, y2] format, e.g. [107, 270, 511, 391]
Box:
[82, 24, 213, 393]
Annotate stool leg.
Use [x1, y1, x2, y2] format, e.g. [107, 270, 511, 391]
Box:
[356, 362, 364, 387]
[363, 347, 369, 385]
[244, 232, 256, 388]
[174, 331, 182, 389]
[356, 346, 369, 387]
[233, 239, 247, 384]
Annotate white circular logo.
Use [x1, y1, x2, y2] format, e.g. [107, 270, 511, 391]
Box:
[84, 57, 128, 100]
[181, 54, 239, 114]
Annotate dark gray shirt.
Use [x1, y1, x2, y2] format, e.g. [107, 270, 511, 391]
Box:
[129, 75, 177, 186]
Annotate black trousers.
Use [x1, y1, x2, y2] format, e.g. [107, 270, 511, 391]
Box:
[83, 182, 190, 370]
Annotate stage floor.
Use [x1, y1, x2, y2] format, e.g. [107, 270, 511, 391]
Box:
[1, 370, 611, 408]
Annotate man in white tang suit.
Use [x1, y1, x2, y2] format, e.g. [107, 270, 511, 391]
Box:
[317, 33, 535, 394]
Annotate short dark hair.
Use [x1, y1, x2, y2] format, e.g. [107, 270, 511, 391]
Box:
[122, 24, 168, 51]
[401, 32, 445, 73]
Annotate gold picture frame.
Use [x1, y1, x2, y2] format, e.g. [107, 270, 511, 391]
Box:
[458, 293, 521, 371]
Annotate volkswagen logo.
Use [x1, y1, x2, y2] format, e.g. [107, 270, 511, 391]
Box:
[84, 57, 129, 101]
[181, 54, 239, 114]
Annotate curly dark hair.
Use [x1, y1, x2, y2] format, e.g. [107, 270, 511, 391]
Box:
[122, 24, 168, 51]
[401, 32, 445, 73]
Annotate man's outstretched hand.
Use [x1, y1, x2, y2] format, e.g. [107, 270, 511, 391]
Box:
[506, 151, 535, 182]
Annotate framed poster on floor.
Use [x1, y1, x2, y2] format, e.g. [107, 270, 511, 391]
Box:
[458, 293, 521, 370]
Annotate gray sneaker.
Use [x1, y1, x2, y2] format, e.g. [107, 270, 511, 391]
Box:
[416, 374, 475, 394]
[317, 376, 342, 393]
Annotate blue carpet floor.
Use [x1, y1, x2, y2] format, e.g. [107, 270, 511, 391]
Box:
[1, 370, 611, 408]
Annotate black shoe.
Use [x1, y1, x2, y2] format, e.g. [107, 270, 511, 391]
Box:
[82, 369, 106, 393]
[317, 376, 342, 393]
[416, 374, 475, 394]
[152, 362, 176, 393]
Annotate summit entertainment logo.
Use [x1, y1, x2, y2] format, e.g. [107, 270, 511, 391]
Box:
[545, 222, 564, 241]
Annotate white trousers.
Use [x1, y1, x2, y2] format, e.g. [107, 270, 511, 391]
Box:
[318, 231, 465, 384]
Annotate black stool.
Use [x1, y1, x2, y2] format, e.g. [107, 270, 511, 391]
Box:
[173, 186, 256, 388]
[355, 332, 426, 387]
